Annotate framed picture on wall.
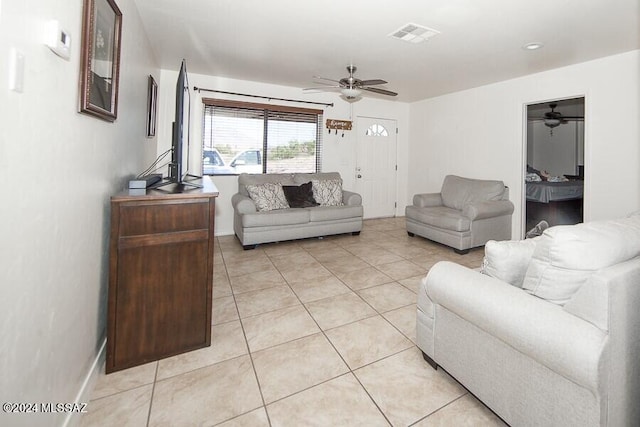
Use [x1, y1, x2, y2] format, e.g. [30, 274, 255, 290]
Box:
[79, 0, 122, 122]
[146, 75, 158, 137]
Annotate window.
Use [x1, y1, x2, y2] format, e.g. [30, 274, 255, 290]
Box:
[365, 123, 389, 137]
[202, 99, 323, 175]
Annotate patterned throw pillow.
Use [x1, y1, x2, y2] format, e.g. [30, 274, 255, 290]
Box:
[311, 179, 343, 206]
[245, 183, 290, 212]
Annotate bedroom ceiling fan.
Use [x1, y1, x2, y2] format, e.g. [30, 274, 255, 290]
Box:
[531, 103, 584, 130]
[304, 65, 398, 102]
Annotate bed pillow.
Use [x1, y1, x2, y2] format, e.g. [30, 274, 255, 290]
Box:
[312, 179, 343, 206]
[282, 182, 319, 208]
[522, 216, 640, 305]
[245, 183, 290, 212]
[480, 238, 539, 288]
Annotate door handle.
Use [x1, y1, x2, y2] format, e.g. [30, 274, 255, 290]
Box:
[357, 174, 362, 178]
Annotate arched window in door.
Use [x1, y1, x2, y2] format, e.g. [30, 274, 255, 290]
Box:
[365, 123, 389, 137]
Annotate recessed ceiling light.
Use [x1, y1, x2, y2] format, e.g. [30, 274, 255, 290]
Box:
[389, 23, 440, 44]
[523, 42, 544, 50]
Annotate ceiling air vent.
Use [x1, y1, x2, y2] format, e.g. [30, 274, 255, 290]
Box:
[389, 23, 440, 44]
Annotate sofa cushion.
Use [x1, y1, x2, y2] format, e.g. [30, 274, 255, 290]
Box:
[312, 179, 344, 206]
[440, 175, 505, 210]
[238, 173, 295, 196]
[480, 238, 539, 288]
[308, 205, 363, 222]
[245, 183, 290, 212]
[405, 205, 471, 232]
[242, 208, 310, 228]
[522, 216, 640, 305]
[294, 172, 341, 184]
[282, 182, 319, 208]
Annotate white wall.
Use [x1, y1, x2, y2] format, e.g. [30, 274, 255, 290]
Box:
[409, 50, 640, 238]
[156, 70, 410, 236]
[0, 1, 158, 425]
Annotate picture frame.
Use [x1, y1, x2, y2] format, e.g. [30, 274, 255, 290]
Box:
[146, 75, 158, 137]
[79, 0, 122, 122]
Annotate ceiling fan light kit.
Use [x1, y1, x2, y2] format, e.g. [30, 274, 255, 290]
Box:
[341, 87, 362, 99]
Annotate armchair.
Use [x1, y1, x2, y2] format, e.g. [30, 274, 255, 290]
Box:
[405, 175, 514, 253]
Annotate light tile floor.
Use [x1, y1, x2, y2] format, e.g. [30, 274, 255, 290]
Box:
[81, 217, 507, 427]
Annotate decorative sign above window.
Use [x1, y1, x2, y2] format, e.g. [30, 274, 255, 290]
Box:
[326, 119, 352, 137]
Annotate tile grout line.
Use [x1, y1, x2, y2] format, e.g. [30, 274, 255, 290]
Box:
[144, 361, 160, 427]
[220, 241, 274, 427]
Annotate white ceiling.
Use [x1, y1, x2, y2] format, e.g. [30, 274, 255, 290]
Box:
[133, 0, 640, 102]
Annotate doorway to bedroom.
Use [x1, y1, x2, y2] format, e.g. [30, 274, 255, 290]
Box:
[524, 96, 585, 235]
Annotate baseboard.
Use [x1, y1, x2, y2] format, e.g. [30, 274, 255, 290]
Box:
[62, 338, 106, 427]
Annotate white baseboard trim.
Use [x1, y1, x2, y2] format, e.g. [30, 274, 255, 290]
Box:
[62, 338, 106, 427]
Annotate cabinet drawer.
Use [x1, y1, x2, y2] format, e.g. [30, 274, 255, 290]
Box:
[118, 199, 209, 236]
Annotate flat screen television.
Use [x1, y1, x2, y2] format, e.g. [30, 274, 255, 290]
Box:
[156, 59, 200, 191]
[170, 59, 190, 183]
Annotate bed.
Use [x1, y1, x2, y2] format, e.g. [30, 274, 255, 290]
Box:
[526, 180, 584, 203]
[526, 180, 584, 227]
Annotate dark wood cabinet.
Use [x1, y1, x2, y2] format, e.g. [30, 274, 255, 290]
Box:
[106, 178, 219, 373]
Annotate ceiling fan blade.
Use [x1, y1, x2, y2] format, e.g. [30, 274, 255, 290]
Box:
[359, 79, 387, 86]
[362, 86, 398, 96]
[303, 86, 342, 94]
[303, 85, 341, 90]
[312, 76, 341, 84]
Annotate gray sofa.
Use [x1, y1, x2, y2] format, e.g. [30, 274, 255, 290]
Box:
[406, 175, 514, 253]
[231, 172, 363, 249]
[417, 215, 640, 426]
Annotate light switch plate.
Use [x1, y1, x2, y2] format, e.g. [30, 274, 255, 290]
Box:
[9, 48, 25, 92]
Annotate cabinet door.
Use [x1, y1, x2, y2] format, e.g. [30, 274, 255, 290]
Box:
[114, 238, 209, 367]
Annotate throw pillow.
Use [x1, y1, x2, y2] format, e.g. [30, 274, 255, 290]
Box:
[312, 179, 343, 206]
[282, 182, 319, 208]
[522, 215, 640, 305]
[480, 238, 539, 288]
[245, 183, 290, 212]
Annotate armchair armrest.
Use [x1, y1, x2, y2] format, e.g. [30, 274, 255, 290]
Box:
[413, 193, 443, 207]
[426, 261, 606, 393]
[231, 193, 257, 214]
[462, 200, 514, 220]
[342, 190, 362, 206]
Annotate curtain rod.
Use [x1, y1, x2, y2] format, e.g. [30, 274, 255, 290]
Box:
[193, 87, 333, 108]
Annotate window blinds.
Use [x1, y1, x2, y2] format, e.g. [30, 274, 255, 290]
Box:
[202, 99, 323, 175]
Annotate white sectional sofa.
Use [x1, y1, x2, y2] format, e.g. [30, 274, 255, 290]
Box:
[416, 215, 640, 426]
[231, 172, 363, 249]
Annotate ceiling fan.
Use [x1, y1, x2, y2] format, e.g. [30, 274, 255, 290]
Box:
[304, 65, 398, 102]
[531, 103, 584, 130]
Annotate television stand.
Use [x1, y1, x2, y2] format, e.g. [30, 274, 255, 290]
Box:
[152, 175, 203, 193]
[107, 177, 219, 373]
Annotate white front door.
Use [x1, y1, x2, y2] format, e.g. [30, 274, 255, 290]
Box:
[355, 117, 397, 219]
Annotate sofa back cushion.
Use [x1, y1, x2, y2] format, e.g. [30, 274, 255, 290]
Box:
[440, 175, 506, 210]
[522, 215, 640, 305]
[294, 172, 341, 184]
[238, 173, 295, 196]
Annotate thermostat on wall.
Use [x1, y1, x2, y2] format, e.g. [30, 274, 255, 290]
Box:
[46, 20, 71, 60]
